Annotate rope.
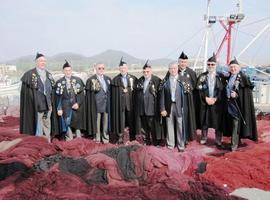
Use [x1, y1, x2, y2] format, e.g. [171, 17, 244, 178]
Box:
[210, 27, 218, 50]
[241, 17, 270, 28]
[164, 27, 204, 58]
[232, 23, 239, 58]
[232, 28, 256, 38]
[251, 30, 270, 63]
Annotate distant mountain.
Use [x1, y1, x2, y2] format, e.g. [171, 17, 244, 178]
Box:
[50, 52, 87, 61]
[4, 50, 173, 72]
[88, 49, 144, 67]
[151, 58, 175, 66]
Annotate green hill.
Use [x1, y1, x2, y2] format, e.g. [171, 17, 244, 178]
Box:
[4, 50, 173, 72]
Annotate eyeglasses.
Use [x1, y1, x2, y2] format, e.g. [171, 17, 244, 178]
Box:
[38, 59, 46, 62]
[207, 63, 216, 66]
[98, 67, 104, 70]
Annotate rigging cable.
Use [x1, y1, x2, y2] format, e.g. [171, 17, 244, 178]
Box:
[241, 17, 270, 28]
[251, 30, 270, 64]
[232, 28, 255, 38]
[210, 26, 218, 51]
[232, 23, 239, 58]
[164, 27, 204, 59]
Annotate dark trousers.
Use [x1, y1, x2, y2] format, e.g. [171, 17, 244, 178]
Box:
[201, 126, 222, 145]
[231, 118, 239, 149]
[120, 108, 135, 141]
[141, 115, 155, 144]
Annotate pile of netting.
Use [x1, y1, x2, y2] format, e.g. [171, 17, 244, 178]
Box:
[202, 119, 270, 191]
[1, 116, 269, 199]
[202, 142, 270, 191]
[0, 134, 239, 199]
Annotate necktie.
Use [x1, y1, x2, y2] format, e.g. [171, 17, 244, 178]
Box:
[37, 68, 46, 84]
[66, 78, 71, 93]
[208, 73, 215, 97]
[37, 68, 47, 94]
[170, 76, 177, 102]
[181, 71, 184, 76]
[172, 77, 176, 89]
[100, 76, 107, 92]
[122, 76, 127, 88]
[143, 78, 150, 93]
[226, 75, 236, 98]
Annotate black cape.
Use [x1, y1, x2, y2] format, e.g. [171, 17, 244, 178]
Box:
[196, 72, 224, 130]
[165, 67, 197, 89]
[223, 71, 258, 141]
[179, 67, 197, 89]
[160, 74, 196, 141]
[85, 74, 111, 136]
[180, 67, 200, 130]
[55, 76, 86, 135]
[165, 67, 199, 130]
[20, 68, 58, 136]
[111, 73, 137, 138]
[134, 75, 164, 140]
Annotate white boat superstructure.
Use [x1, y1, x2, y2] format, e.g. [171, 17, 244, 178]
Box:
[0, 82, 21, 95]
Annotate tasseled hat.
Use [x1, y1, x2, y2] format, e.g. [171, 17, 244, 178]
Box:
[63, 59, 71, 69]
[207, 53, 216, 63]
[119, 57, 127, 66]
[143, 59, 151, 69]
[35, 52, 44, 60]
[229, 57, 239, 65]
[178, 51, 188, 59]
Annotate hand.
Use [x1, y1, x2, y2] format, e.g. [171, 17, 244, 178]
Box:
[161, 110, 167, 117]
[206, 97, 215, 105]
[57, 110, 63, 116]
[72, 103, 79, 110]
[205, 97, 212, 105]
[231, 91, 237, 98]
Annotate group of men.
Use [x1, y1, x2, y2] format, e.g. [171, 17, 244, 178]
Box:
[20, 52, 258, 152]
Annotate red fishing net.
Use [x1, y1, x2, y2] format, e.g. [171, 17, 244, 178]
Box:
[1, 116, 269, 199]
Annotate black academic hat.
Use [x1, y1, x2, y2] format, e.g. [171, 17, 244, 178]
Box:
[229, 57, 239, 65]
[207, 53, 216, 63]
[63, 59, 71, 69]
[35, 52, 44, 60]
[143, 60, 151, 69]
[119, 57, 127, 66]
[178, 51, 188, 59]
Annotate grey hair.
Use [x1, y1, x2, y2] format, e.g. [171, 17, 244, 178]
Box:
[168, 61, 178, 69]
[95, 62, 105, 69]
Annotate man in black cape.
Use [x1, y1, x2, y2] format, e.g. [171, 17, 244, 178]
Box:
[111, 57, 137, 143]
[163, 51, 197, 142]
[85, 63, 111, 143]
[20, 52, 57, 142]
[224, 57, 258, 151]
[178, 51, 197, 89]
[196, 54, 224, 146]
[160, 61, 194, 151]
[178, 51, 199, 136]
[55, 60, 86, 140]
[134, 60, 163, 146]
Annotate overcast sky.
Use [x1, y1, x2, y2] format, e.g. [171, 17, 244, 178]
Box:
[0, 0, 270, 65]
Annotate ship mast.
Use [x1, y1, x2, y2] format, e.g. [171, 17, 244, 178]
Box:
[216, 0, 244, 65]
[193, 0, 212, 72]
[198, 0, 245, 71]
[203, 0, 211, 72]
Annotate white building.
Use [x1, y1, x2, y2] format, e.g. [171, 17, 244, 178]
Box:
[0, 64, 17, 74]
